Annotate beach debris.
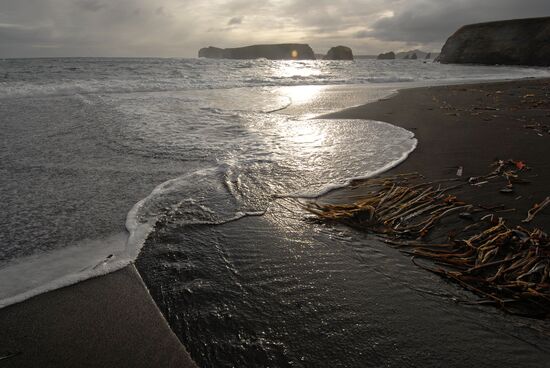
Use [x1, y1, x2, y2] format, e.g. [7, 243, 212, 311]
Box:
[0, 352, 22, 361]
[471, 181, 488, 187]
[467, 160, 531, 193]
[92, 254, 115, 270]
[473, 106, 499, 111]
[459, 212, 474, 220]
[301, 173, 549, 318]
[522, 197, 550, 223]
[524, 123, 550, 136]
[514, 161, 527, 170]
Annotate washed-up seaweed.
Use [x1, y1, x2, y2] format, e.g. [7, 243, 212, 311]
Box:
[300, 170, 549, 318]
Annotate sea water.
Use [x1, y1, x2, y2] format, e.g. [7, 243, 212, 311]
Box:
[1, 58, 549, 366]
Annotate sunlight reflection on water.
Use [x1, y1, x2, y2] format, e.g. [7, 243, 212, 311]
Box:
[272, 60, 324, 79]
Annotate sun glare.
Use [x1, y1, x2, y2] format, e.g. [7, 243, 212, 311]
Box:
[273, 61, 322, 79]
[275, 85, 324, 106]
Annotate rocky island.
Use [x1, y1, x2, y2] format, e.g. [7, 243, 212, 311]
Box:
[324, 46, 354, 60]
[198, 44, 315, 60]
[438, 16, 550, 66]
[377, 50, 439, 60]
[377, 51, 395, 60]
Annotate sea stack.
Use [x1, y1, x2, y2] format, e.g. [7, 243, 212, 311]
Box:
[438, 17, 550, 66]
[325, 46, 354, 60]
[377, 51, 395, 60]
[198, 44, 315, 60]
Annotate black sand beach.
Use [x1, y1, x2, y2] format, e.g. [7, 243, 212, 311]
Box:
[1, 78, 549, 367]
[321, 78, 550, 230]
[0, 266, 197, 368]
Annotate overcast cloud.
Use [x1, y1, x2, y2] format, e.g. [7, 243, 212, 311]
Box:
[1, 0, 549, 57]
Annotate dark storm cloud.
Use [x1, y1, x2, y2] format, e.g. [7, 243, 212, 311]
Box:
[1, 0, 550, 57]
[368, 0, 550, 43]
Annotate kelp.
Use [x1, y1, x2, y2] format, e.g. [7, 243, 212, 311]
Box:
[301, 170, 549, 318]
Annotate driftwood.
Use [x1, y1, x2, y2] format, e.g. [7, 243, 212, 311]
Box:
[301, 171, 549, 318]
[523, 197, 550, 223]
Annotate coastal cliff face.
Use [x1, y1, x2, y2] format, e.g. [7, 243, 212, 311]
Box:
[438, 17, 550, 66]
[325, 46, 354, 60]
[198, 44, 315, 60]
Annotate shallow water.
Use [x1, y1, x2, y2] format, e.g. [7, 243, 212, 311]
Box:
[136, 201, 550, 367]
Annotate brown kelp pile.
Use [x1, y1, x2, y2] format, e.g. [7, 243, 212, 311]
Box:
[302, 172, 549, 318]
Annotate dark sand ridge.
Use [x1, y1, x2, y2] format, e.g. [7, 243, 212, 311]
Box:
[0, 78, 548, 367]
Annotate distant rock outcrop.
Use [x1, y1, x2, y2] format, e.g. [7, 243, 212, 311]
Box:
[377, 50, 435, 60]
[377, 51, 395, 60]
[198, 44, 315, 60]
[396, 49, 430, 59]
[438, 17, 550, 66]
[198, 47, 225, 59]
[325, 46, 354, 60]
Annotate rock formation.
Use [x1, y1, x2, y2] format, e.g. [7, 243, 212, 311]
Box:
[324, 46, 354, 60]
[377, 51, 395, 60]
[198, 47, 225, 59]
[198, 44, 315, 60]
[438, 17, 550, 66]
[375, 50, 438, 60]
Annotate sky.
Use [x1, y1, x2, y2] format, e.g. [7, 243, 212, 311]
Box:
[1, 0, 549, 58]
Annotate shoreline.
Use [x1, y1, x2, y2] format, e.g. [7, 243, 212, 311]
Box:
[1, 77, 548, 366]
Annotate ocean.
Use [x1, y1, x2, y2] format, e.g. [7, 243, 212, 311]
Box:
[1, 58, 549, 367]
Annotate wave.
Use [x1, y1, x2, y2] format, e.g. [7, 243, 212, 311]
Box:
[2, 58, 549, 99]
[0, 233, 131, 308]
[0, 118, 417, 309]
[286, 122, 417, 199]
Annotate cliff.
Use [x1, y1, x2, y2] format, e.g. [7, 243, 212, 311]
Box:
[438, 17, 550, 66]
[324, 46, 354, 60]
[198, 44, 315, 60]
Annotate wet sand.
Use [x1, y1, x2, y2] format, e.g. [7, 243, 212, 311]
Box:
[0, 266, 197, 368]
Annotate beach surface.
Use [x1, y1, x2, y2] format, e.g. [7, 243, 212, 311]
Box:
[1, 78, 549, 367]
[321, 78, 550, 230]
[0, 266, 197, 368]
